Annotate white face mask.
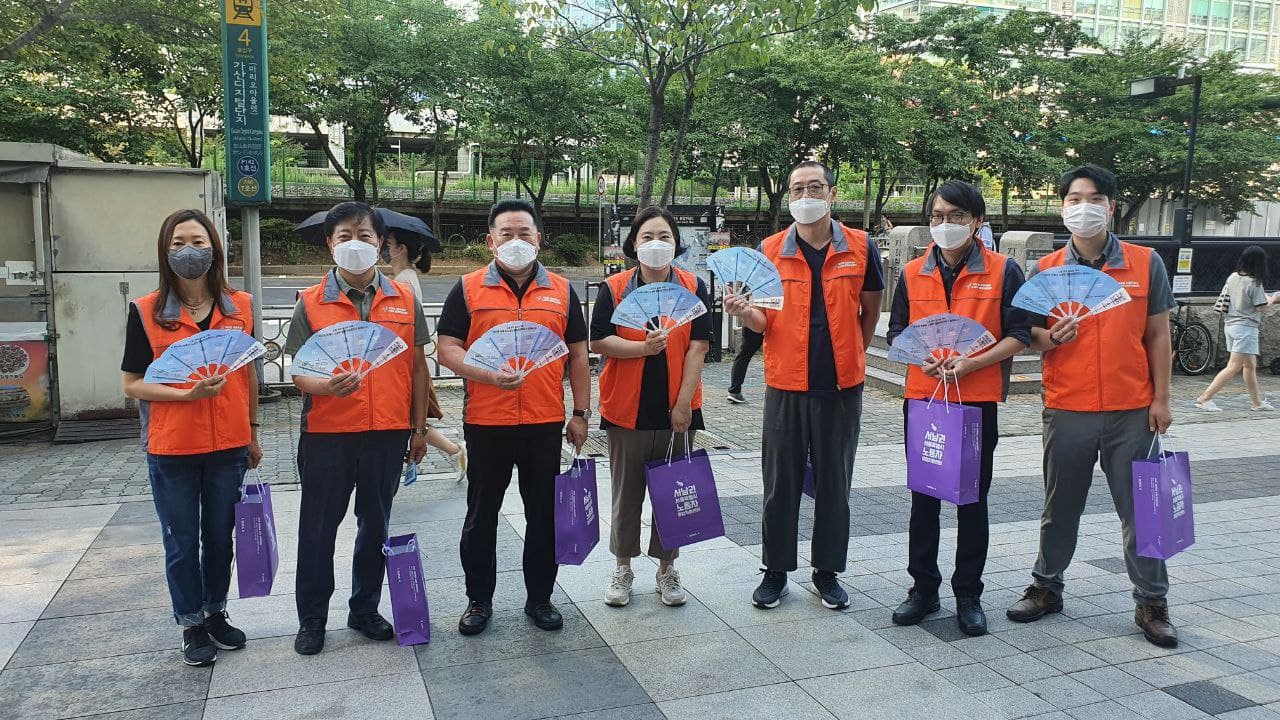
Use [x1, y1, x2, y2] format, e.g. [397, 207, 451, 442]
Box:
[1062, 202, 1110, 237]
[930, 223, 972, 251]
[788, 198, 829, 225]
[636, 240, 675, 269]
[332, 239, 379, 274]
[495, 238, 538, 272]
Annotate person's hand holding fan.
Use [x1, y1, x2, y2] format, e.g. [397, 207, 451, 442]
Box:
[289, 321, 409, 396]
[463, 320, 568, 389]
[707, 247, 784, 310]
[144, 330, 266, 388]
[888, 314, 997, 379]
[1013, 265, 1131, 324]
[611, 282, 706, 335]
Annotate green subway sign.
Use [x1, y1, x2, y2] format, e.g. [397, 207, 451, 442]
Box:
[221, 0, 271, 205]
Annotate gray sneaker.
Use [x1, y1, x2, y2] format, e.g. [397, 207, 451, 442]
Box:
[656, 567, 686, 606]
[605, 565, 634, 607]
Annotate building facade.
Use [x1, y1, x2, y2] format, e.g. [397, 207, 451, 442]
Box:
[876, 0, 1280, 71]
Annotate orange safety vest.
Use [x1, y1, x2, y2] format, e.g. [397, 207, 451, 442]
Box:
[133, 289, 254, 456]
[598, 267, 705, 429]
[298, 270, 417, 433]
[903, 244, 1009, 403]
[461, 263, 572, 426]
[761, 220, 870, 392]
[1038, 240, 1154, 412]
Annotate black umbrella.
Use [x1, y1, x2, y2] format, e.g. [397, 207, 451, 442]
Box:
[295, 207, 442, 252]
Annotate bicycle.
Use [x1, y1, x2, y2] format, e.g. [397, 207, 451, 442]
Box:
[1171, 299, 1215, 375]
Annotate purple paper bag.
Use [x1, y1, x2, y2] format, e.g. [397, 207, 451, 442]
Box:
[1132, 448, 1195, 559]
[234, 472, 278, 598]
[555, 458, 600, 565]
[802, 463, 815, 499]
[644, 449, 726, 549]
[383, 533, 430, 646]
[905, 399, 982, 505]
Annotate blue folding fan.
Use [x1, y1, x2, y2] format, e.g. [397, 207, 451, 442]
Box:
[611, 282, 707, 333]
[289, 320, 408, 379]
[706, 247, 784, 309]
[887, 313, 997, 366]
[1012, 265, 1131, 321]
[144, 330, 266, 385]
[463, 320, 568, 379]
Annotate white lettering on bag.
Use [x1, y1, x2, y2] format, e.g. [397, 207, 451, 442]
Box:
[674, 480, 701, 517]
[921, 422, 947, 466]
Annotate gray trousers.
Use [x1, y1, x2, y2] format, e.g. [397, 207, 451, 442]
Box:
[1032, 407, 1169, 602]
[761, 386, 862, 573]
[606, 427, 691, 562]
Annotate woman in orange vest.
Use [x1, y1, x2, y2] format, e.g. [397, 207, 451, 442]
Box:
[121, 209, 260, 667]
[885, 181, 1030, 637]
[591, 205, 711, 608]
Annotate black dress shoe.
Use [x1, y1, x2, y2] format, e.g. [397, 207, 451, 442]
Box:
[956, 596, 988, 636]
[525, 601, 563, 631]
[347, 611, 394, 641]
[458, 600, 493, 636]
[891, 589, 940, 626]
[294, 619, 326, 655]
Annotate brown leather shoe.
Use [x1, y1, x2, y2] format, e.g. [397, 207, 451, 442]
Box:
[1005, 584, 1064, 623]
[1135, 602, 1178, 648]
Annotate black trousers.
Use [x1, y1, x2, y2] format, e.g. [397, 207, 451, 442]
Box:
[295, 429, 409, 623]
[728, 328, 764, 394]
[460, 423, 562, 604]
[903, 400, 997, 598]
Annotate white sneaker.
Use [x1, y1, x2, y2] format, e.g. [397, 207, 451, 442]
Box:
[449, 441, 468, 483]
[1253, 401, 1276, 412]
[605, 566, 634, 607]
[656, 567, 686, 607]
[1195, 399, 1222, 412]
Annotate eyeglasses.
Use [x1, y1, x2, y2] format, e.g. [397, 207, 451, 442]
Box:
[788, 182, 829, 199]
[928, 211, 972, 225]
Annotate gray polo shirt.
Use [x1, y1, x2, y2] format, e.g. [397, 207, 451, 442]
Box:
[1030, 233, 1175, 317]
[284, 268, 430, 355]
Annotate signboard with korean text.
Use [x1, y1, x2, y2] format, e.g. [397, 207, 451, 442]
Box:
[221, 0, 271, 205]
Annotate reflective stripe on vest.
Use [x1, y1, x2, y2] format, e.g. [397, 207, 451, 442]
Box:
[760, 223, 869, 392]
[461, 265, 571, 426]
[903, 246, 1008, 403]
[133, 289, 254, 456]
[598, 267, 705, 429]
[298, 273, 417, 433]
[1039, 242, 1154, 412]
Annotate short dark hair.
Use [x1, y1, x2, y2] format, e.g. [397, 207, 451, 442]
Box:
[1057, 165, 1117, 200]
[324, 201, 385, 240]
[928, 180, 986, 220]
[488, 199, 540, 229]
[790, 161, 836, 188]
[623, 205, 687, 261]
[1237, 245, 1269, 283]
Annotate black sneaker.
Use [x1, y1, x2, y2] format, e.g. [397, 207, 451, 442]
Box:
[182, 625, 217, 667]
[727, 391, 746, 404]
[752, 570, 789, 609]
[811, 570, 849, 610]
[346, 611, 394, 641]
[294, 618, 326, 655]
[204, 611, 247, 650]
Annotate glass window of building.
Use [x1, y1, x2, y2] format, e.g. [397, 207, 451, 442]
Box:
[1097, 18, 1120, 44]
[1123, 0, 1141, 18]
[1230, 33, 1248, 57]
[1211, 0, 1230, 27]
[1143, 0, 1165, 21]
[1099, 0, 1121, 17]
[1078, 0, 1099, 14]
[1233, 1, 1250, 29]
[1248, 36, 1268, 62]
[1190, 0, 1210, 24]
[1208, 29, 1228, 50]
[1188, 29, 1208, 53]
[1253, 3, 1272, 28]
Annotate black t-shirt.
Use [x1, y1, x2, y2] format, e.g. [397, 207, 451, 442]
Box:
[796, 235, 884, 395]
[590, 274, 712, 430]
[436, 271, 588, 344]
[121, 304, 213, 374]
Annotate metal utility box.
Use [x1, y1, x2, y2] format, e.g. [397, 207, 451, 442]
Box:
[0, 143, 224, 421]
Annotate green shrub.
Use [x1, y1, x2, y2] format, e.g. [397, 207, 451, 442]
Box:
[548, 233, 595, 266]
[463, 244, 491, 263]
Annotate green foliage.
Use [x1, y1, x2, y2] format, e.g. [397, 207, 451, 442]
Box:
[545, 233, 595, 266]
[463, 244, 492, 263]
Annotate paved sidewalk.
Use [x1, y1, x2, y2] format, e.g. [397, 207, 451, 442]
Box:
[2, 372, 1280, 720]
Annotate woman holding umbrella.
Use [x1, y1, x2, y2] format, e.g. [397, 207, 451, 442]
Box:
[385, 229, 468, 481]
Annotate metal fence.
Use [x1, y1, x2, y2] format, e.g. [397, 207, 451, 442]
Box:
[1049, 236, 1280, 295]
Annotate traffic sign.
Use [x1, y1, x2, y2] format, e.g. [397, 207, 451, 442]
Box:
[221, 0, 271, 205]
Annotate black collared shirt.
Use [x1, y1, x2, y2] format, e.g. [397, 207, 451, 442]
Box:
[436, 271, 588, 344]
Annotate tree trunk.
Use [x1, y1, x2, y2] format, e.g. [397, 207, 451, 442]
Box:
[660, 77, 697, 207]
[533, 155, 553, 221]
[754, 179, 764, 225]
[613, 158, 622, 205]
[709, 152, 725, 207]
[759, 166, 784, 234]
[573, 167, 583, 233]
[307, 119, 358, 196]
[639, 81, 667, 207]
[1001, 183, 1010, 231]
[874, 163, 891, 225]
[862, 157, 874, 231]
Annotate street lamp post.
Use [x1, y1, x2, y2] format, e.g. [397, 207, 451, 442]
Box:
[1129, 73, 1202, 246]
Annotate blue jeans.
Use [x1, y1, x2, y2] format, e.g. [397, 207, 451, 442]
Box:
[147, 447, 248, 626]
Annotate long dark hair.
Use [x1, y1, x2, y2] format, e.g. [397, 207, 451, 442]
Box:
[154, 209, 230, 330]
[389, 233, 432, 273]
[1237, 245, 1268, 285]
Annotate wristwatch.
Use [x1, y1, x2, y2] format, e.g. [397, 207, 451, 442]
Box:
[572, 409, 592, 420]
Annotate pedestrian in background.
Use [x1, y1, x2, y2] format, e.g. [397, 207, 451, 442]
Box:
[121, 209, 260, 667]
[592, 205, 711, 608]
[1196, 245, 1280, 412]
[385, 230, 468, 481]
[725, 327, 762, 404]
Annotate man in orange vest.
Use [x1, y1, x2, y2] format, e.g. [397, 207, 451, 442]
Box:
[437, 200, 591, 636]
[886, 181, 1030, 636]
[284, 202, 432, 655]
[724, 161, 884, 611]
[1005, 165, 1179, 648]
